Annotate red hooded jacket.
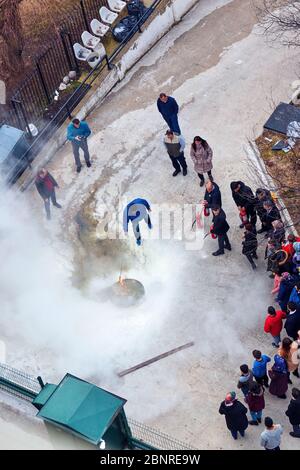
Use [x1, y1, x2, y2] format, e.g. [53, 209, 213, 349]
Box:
[264, 310, 286, 337]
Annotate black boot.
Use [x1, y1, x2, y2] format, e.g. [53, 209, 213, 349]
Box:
[172, 170, 180, 177]
[212, 250, 224, 256]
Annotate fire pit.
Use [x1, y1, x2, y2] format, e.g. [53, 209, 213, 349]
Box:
[111, 276, 145, 307]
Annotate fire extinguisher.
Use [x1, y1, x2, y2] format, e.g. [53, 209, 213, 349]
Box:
[204, 206, 210, 217]
[239, 207, 248, 226]
[210, 224, 217, 239]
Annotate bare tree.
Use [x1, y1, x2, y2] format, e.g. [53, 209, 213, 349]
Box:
[0, 0, 24, 86]
[256, 0, 300, 47]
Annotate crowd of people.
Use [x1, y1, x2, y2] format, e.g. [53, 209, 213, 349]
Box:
[33, 92, 300, 449]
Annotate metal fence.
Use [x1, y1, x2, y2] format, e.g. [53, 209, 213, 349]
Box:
[0, 362, 41, 401]
[0, 362, 193, 450]
[128, 418, 195, 451]
[3, 0, 164, 184]
[2, 0, 160, 136]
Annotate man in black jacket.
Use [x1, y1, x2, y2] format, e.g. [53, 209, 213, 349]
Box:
[259, 200, 282, 234]
[242, 223, 258, 270]
[219, 391, 248, 440]
[286, 388, 300, 437]
[230, 181, 257, 228]
[203, 181, 222, 210]
[35, 168, 62, 220]
[255, 188, 273, 232]
[211, 205, 231, 256]
[285, 302, 300, 341]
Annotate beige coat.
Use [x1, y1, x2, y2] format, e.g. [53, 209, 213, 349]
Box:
[278, 342, 300, 372]
[190, 142, 213, 174]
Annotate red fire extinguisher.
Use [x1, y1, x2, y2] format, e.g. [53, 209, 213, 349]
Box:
[204, 206, 210, 217]
[239, 207, 248, 226]
[210, 224, 217, 239]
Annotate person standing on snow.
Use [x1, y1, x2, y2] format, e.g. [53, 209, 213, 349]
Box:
[163, 130, 187, 177]
[157, 93, 181, 135]
[190, 136, 213, 187]
[230, 181, 257, 229]
[67, 118, 92, 173]
[123, 198, 152, 246]
[210, 205, 231, 256]
[35, 168, 62, 220]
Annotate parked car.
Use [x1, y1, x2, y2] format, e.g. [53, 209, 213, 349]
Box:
[0, 124, 31, 184]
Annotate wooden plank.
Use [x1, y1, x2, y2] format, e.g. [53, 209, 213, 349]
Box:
[118, 342, 194, 377]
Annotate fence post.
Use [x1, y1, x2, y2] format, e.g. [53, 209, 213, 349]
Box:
[11, 99, 23, 130]
[105, 55, 113, 70]
[60, 30, 73, 70]
[80, 0, 90, 31]
[65, 30, 80, 73]
[11, 99, 33, 141]
[36, 60, 51, 105]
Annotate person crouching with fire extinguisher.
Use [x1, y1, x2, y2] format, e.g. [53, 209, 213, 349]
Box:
[210, 205, 231, 256]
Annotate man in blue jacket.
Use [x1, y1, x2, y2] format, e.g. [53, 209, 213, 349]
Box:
[123, 198, 152, 246]
[67, 118, 92, 173]
[157, 93, 181, 135]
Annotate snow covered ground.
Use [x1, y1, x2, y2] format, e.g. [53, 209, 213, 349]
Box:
[1, 0, 300, 449]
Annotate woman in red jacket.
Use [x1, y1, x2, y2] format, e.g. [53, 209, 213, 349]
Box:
[264, 306, 286, 348]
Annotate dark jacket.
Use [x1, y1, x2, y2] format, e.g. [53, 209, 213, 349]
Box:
[276, 276, 297, 312]
[262, 206, 281, 231]
[269, 368, 288, 397]
[219, 400, 248, 432]
[255, 189, 272, 222]
[212, 209, 230, 236]
[204, 183, 222, 209]
[242, 231, 258, 255]
[285, 397, 300, 425]
[246, 388, 265, 412]
[35, 173, 58, 200]
[268, 227, 286, 247]
[157, 96, 179, 119]
[231, 181, 256, 212]
[285, 310, 300, 340]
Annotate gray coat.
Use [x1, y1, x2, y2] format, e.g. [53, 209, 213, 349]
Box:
[190, 143, 213, 173]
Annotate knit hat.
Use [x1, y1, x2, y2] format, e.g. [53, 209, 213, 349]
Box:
[225, 391, 236, 403]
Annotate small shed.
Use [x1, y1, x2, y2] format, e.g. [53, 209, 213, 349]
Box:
[33, 373, 131, 449]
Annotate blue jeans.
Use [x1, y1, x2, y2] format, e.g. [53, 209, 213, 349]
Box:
[230, 429, 245, 439]
[250, 410, 262, 421]
[164, 114, 181, 135]
[272, 334, 281, 346]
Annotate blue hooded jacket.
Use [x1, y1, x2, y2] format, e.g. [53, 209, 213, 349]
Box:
[123, 198, 151, 232]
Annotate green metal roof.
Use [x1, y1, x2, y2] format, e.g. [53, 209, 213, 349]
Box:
[36, 374, 126, 445]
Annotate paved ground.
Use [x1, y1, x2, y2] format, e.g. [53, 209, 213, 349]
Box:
[1, 0, 300, 449]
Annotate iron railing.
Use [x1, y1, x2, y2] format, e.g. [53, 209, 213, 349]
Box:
[0, 363, 193, 450]
[3, 0, 164, 184]
[128, 418, 195, 451]
[0, 363, 41, 401]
